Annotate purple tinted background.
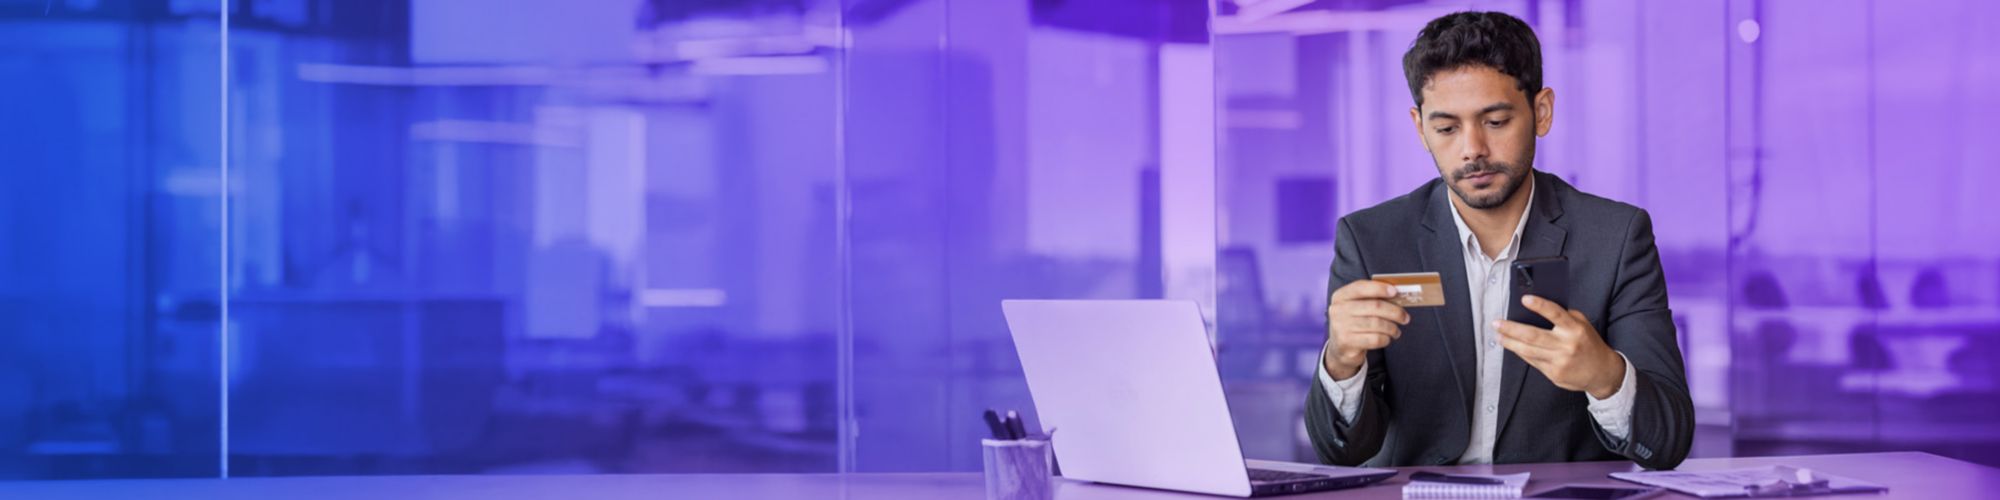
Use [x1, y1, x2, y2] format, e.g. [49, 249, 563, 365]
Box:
[0, 0, 1994, 479]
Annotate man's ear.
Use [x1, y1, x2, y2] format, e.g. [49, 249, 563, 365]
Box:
[1409, 105, 1429, 149]
[1533, 88, 1555, 137]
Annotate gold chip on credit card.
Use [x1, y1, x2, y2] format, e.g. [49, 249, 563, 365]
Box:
[1370, 272, 1445, 308]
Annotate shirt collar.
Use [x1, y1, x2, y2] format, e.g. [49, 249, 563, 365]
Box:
[1446, 175, 1535, 262]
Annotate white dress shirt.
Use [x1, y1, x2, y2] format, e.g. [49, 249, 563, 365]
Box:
[1317, 180, 1638, 464]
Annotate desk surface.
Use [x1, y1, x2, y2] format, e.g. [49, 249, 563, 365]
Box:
[0, 452, 1993, 499]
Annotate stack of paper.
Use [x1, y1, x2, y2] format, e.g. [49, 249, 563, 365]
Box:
[1611, 466, 1887, 498]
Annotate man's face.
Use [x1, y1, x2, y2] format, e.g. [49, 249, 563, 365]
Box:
[1409, 65, 1554, 210]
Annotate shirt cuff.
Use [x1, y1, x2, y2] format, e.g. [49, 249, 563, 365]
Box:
[1316, 347, 1368, 425]
[1587, 351, 1639, 441]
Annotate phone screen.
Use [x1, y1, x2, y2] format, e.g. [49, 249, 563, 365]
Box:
[1527, 486, 1657, 499]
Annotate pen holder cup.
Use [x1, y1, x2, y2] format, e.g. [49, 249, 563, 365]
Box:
[981, 438, 1055, 500]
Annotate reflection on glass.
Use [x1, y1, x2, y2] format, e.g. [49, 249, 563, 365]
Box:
[842, 0, 1211, 472]
[0, 5, 225, 479]
[1724, 0, 2000, 464]
[223, 0, 843, 474]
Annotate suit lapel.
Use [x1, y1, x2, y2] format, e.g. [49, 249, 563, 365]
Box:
[1495, 172, 1568, 443]
[1416, 181, 1477, 441]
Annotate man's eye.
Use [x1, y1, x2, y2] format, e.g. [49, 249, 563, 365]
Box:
[1487, 119, 1509, 128]
[1435, 126, 1457, 135]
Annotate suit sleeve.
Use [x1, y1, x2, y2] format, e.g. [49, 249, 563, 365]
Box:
[1304, 217, 1392, 466]
[1590, 208, 1696, 470]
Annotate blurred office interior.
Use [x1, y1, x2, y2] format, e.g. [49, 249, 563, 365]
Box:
[1, 0, 1996, 479]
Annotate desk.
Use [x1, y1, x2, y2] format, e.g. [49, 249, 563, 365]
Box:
[0, 452, 1993, 499]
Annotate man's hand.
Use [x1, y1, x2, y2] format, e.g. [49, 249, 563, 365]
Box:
[1494, 295, 1626, 398]
[1324, 280, 1411, 380]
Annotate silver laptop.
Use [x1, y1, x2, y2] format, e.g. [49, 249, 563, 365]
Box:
[1001, 299, 1396, 497]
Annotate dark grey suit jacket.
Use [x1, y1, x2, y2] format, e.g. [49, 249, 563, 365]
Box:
[1304, 171, 1694, 470]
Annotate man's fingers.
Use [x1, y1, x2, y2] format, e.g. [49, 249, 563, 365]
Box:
[1332, 280, 1400, 302]
[1362, 299, 1411, 325]
[1338, 331, 1396, 352]
[1498, 334, 1555, 364]
[1336, 299, 1410, 325]
[1494, 320, 1552, 348]
[1568, 309, 1591, 328]
[1344, 317, 1402, 339]
[1520, 295, 1575, 329]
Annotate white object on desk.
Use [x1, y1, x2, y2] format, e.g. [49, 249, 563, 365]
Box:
[1611, 465, 1887, 498]
[1402, 472, 1529, 498]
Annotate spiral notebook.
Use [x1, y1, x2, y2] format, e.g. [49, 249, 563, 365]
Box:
[1402, 472, 1531, 498]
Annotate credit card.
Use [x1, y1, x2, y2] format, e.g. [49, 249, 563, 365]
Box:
[1371, 272, 1445, 308]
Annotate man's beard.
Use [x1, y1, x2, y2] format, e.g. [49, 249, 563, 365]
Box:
[1446, 158, 1529, 210]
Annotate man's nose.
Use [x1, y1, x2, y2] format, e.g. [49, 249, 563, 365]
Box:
[1459, 125, 1490, 163]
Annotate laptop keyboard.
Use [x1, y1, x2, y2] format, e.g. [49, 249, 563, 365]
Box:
[1248, 468, 1323, 483]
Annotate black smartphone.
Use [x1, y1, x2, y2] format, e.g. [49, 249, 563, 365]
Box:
[1507, 256, 1569, 329]
[1526, 485, 1663, 499]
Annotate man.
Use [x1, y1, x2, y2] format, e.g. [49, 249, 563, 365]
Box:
[1302, 11, 1694, 470]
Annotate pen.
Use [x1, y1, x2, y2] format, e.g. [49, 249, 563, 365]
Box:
[982, 409, 1011, 440]
[1409, 472, 1503, 485]
[1004, 410, 1028, 440]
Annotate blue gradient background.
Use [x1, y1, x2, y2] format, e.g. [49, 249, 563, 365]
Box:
[1, 0, 1995, 480]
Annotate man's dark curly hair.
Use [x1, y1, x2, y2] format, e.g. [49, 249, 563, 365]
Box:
[1402, 11, 1543, 108]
